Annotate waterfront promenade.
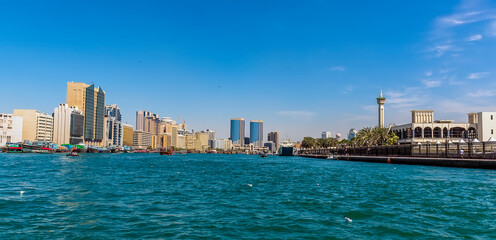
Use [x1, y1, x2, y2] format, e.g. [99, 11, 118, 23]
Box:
[298, 142, 496, 169]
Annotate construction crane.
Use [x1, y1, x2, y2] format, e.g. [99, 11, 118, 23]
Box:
[178, 115, 186, 130]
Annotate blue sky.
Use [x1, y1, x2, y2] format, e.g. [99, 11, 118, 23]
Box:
[1, 0, 496, 140]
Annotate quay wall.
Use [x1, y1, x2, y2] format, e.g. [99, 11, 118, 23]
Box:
[298, 154, 496, 170]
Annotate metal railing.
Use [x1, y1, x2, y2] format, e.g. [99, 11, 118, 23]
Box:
[298, 142, 496, 159]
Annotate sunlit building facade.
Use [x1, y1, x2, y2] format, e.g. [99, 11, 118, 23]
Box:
[230, 118, 245, 146]
[250, 120, 263, 147]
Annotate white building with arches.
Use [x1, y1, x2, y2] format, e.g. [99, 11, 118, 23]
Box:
[391, 110, 496, 144]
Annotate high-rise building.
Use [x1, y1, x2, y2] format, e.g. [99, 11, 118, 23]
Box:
[250, 120, 263, 147]
[105, 104, 123, 147]
[171, 125, 178, 147]
[70, 110, 84, 145]
[267, 132, 279, 151]
[53, 104, 84, 145]
[321, 131, 332, 139]
[230, 118, 245, 145]
[0, 114, 23, 147]
[106, 104, 121, 122]
[136, 111, 159, 132]
[122, 123, 134, 147]
[13, 109, 53, 142]
[105, 115, 123, 147]
[66, 82, 106, 146]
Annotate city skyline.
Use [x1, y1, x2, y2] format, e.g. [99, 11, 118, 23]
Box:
[2, 0, 496, 140]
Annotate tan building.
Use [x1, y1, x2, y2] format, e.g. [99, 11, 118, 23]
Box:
[66, 82, 106, 146]
[133, 131, 152, 149]
[160, 133, 172, 148]
[185, 134, 195, 149]
[122, 123, 134, 147]
[171, 125, 178, 147]
[195, 132, 210, 150]
[176, 135, 185, 149]
[267, 132, 279, 151]
[13, 109, 53, 142]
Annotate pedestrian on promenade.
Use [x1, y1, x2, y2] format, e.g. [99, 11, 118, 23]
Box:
[460, 149, 464, 159]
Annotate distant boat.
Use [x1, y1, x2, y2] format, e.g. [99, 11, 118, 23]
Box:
[260, 152, 269, 158]
[67, 151, 79, 157]
[278, 139, 295, 156]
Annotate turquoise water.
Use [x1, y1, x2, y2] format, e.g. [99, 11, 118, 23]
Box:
[1, 153, 496, 239]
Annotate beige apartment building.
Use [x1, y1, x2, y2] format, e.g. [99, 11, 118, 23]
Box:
[13, 109, 53, 142]
[133, 131, 152, 149]
[195, 132, 210, 150]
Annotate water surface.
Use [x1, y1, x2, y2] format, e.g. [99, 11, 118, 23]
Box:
[1, 153, 495, 239]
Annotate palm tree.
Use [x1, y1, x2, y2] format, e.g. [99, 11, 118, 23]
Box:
[353, 126, 398, 146]
[355, 127, 373, 146]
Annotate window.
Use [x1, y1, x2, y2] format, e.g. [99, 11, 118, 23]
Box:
[492, 129, 494, 134]
[492, 115, 494, 120]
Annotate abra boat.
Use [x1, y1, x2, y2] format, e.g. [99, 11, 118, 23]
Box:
[67, 151, 79, 157]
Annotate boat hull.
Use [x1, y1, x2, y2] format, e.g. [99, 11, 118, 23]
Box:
[279, 147, 294, 156]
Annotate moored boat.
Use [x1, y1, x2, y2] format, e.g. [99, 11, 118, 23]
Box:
[160, 148, 173, 155]
[278, 139, 295, 156]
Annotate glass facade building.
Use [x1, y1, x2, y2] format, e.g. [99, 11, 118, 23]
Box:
[230, 118, 245, 145]
[70, 111, 84, 145]
[250, 120, 263, 147]
[83, 84, 105, 143]
[84, 85, 95, 139]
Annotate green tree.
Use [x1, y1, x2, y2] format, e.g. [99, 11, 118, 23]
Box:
[340, 139, 350, 146]
[316, 138, 333, 148]
[386, 132, 399, 145]
[301, 137, 316, 149]
[330, 138, 339, 147]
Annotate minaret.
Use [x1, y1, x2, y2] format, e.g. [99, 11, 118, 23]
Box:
[376, 89, 386, 128]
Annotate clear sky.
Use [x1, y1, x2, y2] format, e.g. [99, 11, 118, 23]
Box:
[1, 0, 496, 141]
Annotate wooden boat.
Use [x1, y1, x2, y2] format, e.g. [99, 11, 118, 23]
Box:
[260, 152, 269, 158]
[160, 148, 173, 155]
